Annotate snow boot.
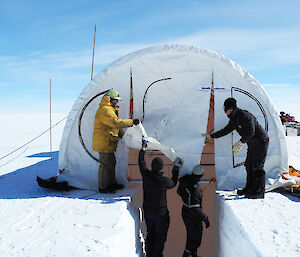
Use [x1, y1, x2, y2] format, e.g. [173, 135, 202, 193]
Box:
[237, 168, 254, 196]
[99, 186, 116, 194]
[237, 187, 250, 196]
[245, 169, 265, 199]
[246, 190, 265, 199]
[108, 183, 124, 191]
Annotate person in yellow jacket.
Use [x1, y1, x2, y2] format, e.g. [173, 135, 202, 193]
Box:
[93, 89, 140, 193]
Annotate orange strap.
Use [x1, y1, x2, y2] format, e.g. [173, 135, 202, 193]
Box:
[202, 176, 217, 191]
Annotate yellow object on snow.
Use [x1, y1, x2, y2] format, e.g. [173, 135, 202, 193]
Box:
[289, 166, 300, 178]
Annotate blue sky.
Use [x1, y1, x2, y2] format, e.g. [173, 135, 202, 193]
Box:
[0, 0, 299, 119]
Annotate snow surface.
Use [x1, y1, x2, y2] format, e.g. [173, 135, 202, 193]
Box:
[0, 114, 141, 257]
[0, 114, 299, 257]
[218, 137, 300, 257]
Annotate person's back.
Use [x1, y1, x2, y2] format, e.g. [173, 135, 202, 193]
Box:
[138, 149, 179, 215]
[138, 147, 182, 257]
[227, 108, 268, 148]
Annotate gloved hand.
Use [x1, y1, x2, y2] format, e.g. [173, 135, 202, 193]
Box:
[202, 133, 211, 139]
[203, 216, 210, 228]
[142, 139, 148, 147]
[233, 140, 244, 154]
[133, 119, 140, 125]
[173, 157, 183, 168]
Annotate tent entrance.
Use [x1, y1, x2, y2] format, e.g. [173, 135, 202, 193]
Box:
[127, 73, 218, 257]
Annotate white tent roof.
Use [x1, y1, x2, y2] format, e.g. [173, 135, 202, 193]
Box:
[58, 44, 288, 190]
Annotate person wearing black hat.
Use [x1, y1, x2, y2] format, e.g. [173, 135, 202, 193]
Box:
[202, 97, 269, 199]
[177, 164, 210, 257]
[138, 140, 183, 257]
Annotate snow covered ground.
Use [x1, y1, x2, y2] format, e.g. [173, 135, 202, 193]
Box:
[219, 137, 300, 257]
[0, 114, 299, 257]
[0, 114, 141, 257]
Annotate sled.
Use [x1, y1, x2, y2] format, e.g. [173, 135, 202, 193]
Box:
[36, 176, 72, 191]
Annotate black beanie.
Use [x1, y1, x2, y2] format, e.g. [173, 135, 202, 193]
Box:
[151, 157, 164, 172]
[224, 97, 237, 111]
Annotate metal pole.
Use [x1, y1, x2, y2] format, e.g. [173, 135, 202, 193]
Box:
[50, 78, 52, 159]
[91, 24, 96, 80]
[129, 68, 133, 119]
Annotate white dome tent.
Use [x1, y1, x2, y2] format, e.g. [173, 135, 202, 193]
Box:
[57, 44, 288, 191]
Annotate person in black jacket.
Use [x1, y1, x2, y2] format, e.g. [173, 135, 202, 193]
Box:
[177, 164, 210, 257]
[138, 141, 183, 257]
[203, 97, 269, 199]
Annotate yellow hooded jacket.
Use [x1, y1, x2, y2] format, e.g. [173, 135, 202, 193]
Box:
[92, 95, 133, 153]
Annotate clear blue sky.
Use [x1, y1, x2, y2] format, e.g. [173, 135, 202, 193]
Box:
[0, 0, 299, 119]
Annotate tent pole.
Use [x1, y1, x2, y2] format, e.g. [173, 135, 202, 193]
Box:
[129, 68, 133, 119]
[91, 24, 96, 80]
[50, 78, 52, 159]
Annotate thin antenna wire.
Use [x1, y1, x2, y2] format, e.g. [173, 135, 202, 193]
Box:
[0, 116, 67, 162]
[50, 78, 52, 159]
[91, 24, 96, 80]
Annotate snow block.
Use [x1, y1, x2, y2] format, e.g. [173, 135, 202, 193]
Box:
[218, 196, 262, 257]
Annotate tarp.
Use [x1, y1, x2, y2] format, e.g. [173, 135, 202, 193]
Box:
[266, 165, 300, 192]
[124, 123, 179, 162]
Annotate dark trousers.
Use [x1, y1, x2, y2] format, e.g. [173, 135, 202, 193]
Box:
[144, 212, 170, 257]
[244, 139, 269, 194]
[98, 152, 116, 190]
[182, 207, 203, 257]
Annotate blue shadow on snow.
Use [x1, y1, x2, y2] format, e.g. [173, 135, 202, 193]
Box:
[0, 151, 132, 202]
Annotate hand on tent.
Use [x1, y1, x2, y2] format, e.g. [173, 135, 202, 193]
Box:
[173, 157, 184, 168]
[142, 138, 148, 150]
[133, 119, 140, 125]
[202, 133, 211, 139]
[233, 140, 244, 154]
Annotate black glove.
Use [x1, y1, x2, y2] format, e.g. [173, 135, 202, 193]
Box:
[203, 216, 210, 228]
[133, 119, 140, 125]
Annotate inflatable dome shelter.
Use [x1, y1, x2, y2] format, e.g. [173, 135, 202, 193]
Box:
[57, 44, 288, 191]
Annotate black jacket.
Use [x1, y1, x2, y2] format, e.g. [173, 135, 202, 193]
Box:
[211, 107, 268, 148]
[177, 175, 207, 220]
[138, 149, 179, 215]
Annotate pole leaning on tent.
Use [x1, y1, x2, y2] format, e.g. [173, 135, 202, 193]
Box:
[129, 68, 133, 119]
[50, 78, 52, 159]
[91, 24, 97, 80]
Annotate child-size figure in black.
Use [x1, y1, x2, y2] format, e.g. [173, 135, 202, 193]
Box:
[138, 140, 183, 257]
[177, 164, 210, 257]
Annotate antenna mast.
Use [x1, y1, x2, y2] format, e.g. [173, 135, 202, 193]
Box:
[91, 24, 96, 80]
